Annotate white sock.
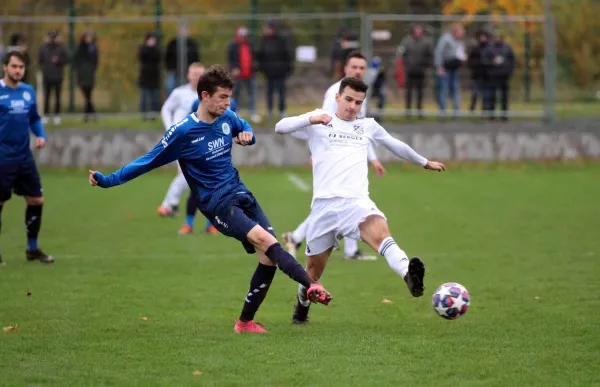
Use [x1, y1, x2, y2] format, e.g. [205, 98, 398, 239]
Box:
[292, 216, 310, 244]
[297, 283, 310, 307]
[378, 237, 409, 278]
[161, 172, 189, 208]
[344, 237, 359, 257]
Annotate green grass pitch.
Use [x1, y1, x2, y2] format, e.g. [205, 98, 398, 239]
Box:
[1, 163, 599, 386]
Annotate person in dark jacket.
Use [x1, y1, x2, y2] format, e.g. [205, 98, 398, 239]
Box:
[164, 26, 200, 96]
[482, 32, 515, 120]
[5, 33, 31, 84]
[38, 30, 69, 125]
[227, 25, 260, 123]
[467, 30, 489, 113]
[398, 24, 433, 117]
[138, 32, 162, 120]
[256, 21, 293, 119]
[73, 31, 99, 121]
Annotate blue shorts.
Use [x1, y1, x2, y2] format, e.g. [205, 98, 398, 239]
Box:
[204, 192, 276, 254]
[0, 161, 43, 202]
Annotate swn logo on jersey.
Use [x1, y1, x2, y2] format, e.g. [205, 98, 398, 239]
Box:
[208, 137, 226, 151]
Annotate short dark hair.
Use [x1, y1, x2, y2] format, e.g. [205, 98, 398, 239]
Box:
[344, 51, 367, 66]
[338, 77, 368, 95]
[196, 65, 235, 97]
[3, 50, 25, 66]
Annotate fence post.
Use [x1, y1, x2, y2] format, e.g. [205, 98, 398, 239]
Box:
[250, 0, 258, 47]
[523, 23, 531, 103]
[155, 0, 163, 47]
[543, 12, 556, 122]
[177, 17, 188, 88]
[68, 0, 76, 113]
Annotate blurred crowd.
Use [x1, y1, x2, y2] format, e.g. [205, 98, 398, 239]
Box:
[1, 20, 516, 123]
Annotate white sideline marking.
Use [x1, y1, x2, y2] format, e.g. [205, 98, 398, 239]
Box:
[287, 173, 310, 192]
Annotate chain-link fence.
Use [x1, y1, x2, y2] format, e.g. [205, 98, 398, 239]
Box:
[0, 12, 557, 119]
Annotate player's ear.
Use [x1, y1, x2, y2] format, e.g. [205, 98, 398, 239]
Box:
[200, 90, 210, 101]
[335, 93, 340, 103]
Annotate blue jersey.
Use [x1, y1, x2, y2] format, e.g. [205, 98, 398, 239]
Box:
[190, 97, 237, 114]
[0, 80, 45, 164]
[94, 109, 255, 214]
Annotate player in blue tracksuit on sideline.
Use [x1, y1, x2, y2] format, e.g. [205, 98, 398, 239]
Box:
[88, 65, 332, 333]
[178, 97, 238, 236]
[0, 51, 54, 265]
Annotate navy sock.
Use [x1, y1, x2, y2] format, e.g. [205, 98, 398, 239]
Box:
[265, 243, 314, 288]
[186, 194, 197, 216]
[25, 204, 42, 251]
[240, 263, 277, 322]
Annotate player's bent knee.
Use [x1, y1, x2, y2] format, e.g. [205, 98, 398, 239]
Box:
[246, 224, 277, 252]
[359, 214, 391, 248]
[25, 196, 44, 205]
[256, 251, 276, 266]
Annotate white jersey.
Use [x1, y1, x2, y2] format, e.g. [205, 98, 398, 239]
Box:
[275, 109, 428, 205]
[160, 84, 198, 131]
[322, 80, 368, 118]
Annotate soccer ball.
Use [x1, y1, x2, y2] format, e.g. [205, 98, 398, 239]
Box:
[432, 282, 470, 320]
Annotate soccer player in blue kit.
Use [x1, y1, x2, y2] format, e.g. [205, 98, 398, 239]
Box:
[89, 65, 332, 333]
[0, 51, 54, 265]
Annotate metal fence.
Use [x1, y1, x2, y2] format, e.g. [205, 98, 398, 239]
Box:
[0, 12, 556, 120]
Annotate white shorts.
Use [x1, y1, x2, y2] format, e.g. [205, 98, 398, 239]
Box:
[305, 197, 386, 256]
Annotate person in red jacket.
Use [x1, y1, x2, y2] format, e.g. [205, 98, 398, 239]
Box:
[227, 26, 260, 123]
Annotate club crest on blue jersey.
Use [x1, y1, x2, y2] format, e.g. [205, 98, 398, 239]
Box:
[22, 91, 31, 101]
[222, 122, 231, 135]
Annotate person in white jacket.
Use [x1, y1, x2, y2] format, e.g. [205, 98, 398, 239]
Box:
[281, 51, 386, 261]
[275, 76, 446, 324]
[157, 62, 205, 217]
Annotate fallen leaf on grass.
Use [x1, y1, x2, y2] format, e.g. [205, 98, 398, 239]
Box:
[193, 370, 202, 376]
[3, 326, 18, 332]
[139, 317, 148, 321]
[26, 290, 32, 296]
[127, 213, 135, 219]
[382, 298, 394, 304]
[534, 296, 540, 300]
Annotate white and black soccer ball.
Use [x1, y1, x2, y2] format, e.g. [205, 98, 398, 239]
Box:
[432, 282, 470, 320]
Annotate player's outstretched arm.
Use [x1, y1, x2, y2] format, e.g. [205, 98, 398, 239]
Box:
[89, 126, 185, 188]
[275, 111, 332, 135]
[372, 122, 445, 171]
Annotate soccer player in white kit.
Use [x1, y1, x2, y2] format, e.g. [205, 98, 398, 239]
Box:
[157, 62, 205, 217]
[281, 51, 386, 261]
[274, 77, 446, 324]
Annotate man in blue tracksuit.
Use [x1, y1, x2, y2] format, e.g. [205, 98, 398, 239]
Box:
[0, 51, 54, 264]
[88, 65, 332, 333]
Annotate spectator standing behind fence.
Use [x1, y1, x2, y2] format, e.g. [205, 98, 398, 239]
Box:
[397, 25, 433, 118]
[38, 30, 68, 125]
[256, 21, 293, 119]
[434, 24, 466, 118]
[73, 31, 98, 122]
[5, 33, 31, 84]
[164, 26, 200, 97]
[365, 56, 387, 120]
[329, 28, 348, 81]
[482, 31, 515, 121]
[467, 30, 489, 115]
[138, 32, 161, 121]
[227, 26, 261, 124]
